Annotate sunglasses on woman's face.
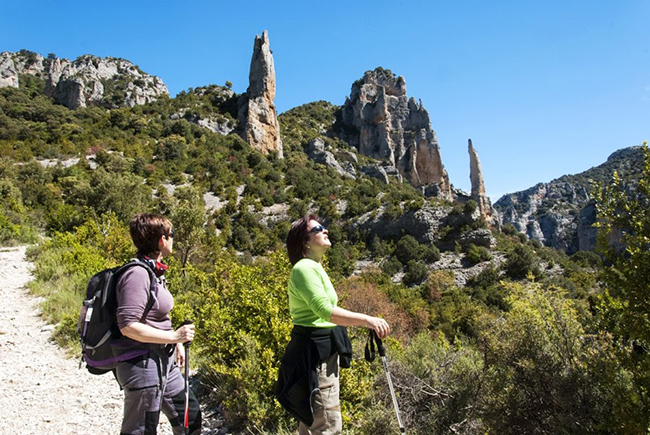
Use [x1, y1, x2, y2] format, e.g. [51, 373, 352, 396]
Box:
[309, 225, 327, 234]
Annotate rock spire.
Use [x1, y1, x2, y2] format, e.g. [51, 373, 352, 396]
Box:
[468, 139, 493, 221]
[340, 68, 451, 199]
[238, 31, 283, 158]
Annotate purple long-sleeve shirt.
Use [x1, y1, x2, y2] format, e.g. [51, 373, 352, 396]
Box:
[116, 266, 174, 332]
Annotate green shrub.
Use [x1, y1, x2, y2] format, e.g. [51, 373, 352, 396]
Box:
[502, 223, 518, 236]
[422, 244, 441, 262]
[464, 199, 478, 214]
[570, 250, 603, 268]
[28, 213, 133, 341]
[175, 252, 294, 430]
[403, 260, 428, 286]
[467, 266, 501, 289]
[505, 244, 540, 280]
[465, 243, 492, 265]
[394, 235, 420, 264]
[381, 256, 402, 276]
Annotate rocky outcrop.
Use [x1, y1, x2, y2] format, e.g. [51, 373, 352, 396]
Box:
[353, 204, 451, 244]
[238, 31, 283, 157]
[494, 146, 645, 253]
[495, 181, 590, 253]
[170, 85, 238, 135]
[0, 50, 168, 109]
[0, 52, 18, 88]
[340, 68, 451, 199]
[359, 165, 390, 184]
[468, 139, 493, 222]
[351, 203, 495, 249]
[307, 138, 355, 178]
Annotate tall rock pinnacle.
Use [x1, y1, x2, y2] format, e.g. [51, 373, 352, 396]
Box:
[468, 139, 492, 221]
[340, 68, 451, 199]
[238, 30, 283, 158]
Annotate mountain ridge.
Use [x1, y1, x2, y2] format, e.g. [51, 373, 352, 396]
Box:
[494, 145, 645, 253]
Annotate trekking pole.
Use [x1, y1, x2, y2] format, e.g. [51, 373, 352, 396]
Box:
[369, 330, 405, 434]
[181, 319, 193, 435]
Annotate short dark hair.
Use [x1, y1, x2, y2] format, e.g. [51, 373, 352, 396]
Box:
[129, 213, 172, 256]
[286, 214, 320, 266]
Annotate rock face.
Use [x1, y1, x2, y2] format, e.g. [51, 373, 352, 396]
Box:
[307, 138, 355, 178]
[238, 31, 283, 157]
[171, 85, 238, 136]
[0, 52, 19, 88]
[468, 139, 493, 222]
[340, 68, 451, 199]
[0, 50, 168, 109]
[494, 146, 645, 253]
[352, 203, 495, 249]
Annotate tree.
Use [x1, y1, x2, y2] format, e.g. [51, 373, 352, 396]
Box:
[394, 235, 421, 264]
[479, 282, 642, 434]
[504, 244, 539, 280]
[593, 141, 650, 420]
[171, 186, 207, 269]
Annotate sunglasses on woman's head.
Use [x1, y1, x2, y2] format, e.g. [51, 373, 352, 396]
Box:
[309, 225, 327, 234]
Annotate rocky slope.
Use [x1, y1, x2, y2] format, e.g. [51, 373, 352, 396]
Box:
[494, 146, 645, 253]
[0, 50, 168, 109]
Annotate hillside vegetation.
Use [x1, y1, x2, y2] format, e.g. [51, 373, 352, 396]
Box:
[1, 75, 649, 434]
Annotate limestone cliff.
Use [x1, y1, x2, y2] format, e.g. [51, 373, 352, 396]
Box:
[494, 146, 644, 253]
[238, 31, 283, 157]
[468, 139, 493, 222]
[340, 68, 451, 199]
[0, 50, 168, 109]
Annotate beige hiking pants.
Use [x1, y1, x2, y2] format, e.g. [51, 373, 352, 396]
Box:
[299, 353, 342, 435]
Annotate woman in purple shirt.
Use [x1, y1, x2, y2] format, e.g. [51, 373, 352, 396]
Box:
[115, 213, 201, 435]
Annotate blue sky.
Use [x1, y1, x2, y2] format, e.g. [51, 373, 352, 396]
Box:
[2, 0, 648, 200]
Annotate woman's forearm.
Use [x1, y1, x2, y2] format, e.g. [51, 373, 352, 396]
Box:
[329, 306, 371, 327]
[330, 306, 391, 339]
[120, 322, 179, 344]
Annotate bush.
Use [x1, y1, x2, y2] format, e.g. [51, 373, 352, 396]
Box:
[403, 260, 428, 286]
[394, 235, 420, 264]
[175, 253, 294, 430]
[422, 244, 441, 263]
[465, 243, 492, 265]
[502, 223, 518, 236]
[28, 213, 133, 344]
[570, 250, 603, 268]
[478, 282, 642, 434]
[467, 266, 501, 289]
[381, 256, 402, 277]
[505, 244, 539, 280]
[384, 332, 484, 433]
[338, 278, 416, 343]
[422, 270, 455, 303]
[394, 235, 438, 265]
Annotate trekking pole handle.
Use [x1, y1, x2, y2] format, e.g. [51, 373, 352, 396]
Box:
[181, 319, 193, 346]
[371, 329, 387, 357]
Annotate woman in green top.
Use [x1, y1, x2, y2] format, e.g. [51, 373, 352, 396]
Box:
[276, 214, 390, 435]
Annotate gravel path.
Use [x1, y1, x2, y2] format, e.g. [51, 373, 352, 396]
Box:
[0, 246, 223, 434]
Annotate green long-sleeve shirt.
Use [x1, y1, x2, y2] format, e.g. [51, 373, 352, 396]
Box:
[288, 258, 337, 328]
